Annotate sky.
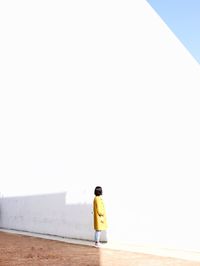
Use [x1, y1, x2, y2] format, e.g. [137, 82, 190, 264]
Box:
[147, 0, 200, 64]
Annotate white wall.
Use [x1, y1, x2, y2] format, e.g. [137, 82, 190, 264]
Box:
[0, 0, 200, 251]
[0, 192, 98, 241]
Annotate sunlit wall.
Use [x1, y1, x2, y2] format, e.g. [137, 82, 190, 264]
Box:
[0, 0, 200, 251]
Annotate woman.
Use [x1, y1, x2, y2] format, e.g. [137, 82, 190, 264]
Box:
[93, 186, 107, 247]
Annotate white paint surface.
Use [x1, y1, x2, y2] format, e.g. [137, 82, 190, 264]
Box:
[0, 0, 200, 250]
[0, 193, 96, 240]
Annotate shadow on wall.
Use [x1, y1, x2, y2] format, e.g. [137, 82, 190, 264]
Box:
[0, 192, 107, 243]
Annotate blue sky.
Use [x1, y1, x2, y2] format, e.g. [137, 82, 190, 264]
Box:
[147, 0, 200, 64]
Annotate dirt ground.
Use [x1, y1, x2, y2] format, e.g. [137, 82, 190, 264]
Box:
[0, 232, 200, 266]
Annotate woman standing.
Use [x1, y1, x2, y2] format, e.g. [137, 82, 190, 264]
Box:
[93, 186, 107, 247]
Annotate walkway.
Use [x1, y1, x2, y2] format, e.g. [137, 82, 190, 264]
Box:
[0, 229, 200, 265]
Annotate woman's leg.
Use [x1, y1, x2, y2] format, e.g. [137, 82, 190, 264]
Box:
[94, 230, 101, 244]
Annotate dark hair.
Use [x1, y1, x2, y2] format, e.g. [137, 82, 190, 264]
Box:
[94, 186, 103, 196]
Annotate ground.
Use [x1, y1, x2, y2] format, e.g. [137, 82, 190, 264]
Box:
[0, 232, 200, 266]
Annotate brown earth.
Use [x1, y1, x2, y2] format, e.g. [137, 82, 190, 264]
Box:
[0, 232, 200, 266]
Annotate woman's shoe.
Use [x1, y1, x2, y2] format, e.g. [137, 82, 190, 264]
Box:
[94, 242, 102, 248]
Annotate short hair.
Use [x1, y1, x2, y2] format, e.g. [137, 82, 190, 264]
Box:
[94, 186, 103, 196]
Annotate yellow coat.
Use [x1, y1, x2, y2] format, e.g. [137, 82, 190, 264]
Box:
[93, 196, 107, 231]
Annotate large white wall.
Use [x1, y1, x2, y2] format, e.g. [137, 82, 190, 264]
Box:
[0, 0, 200, 251]
[0, 193, 97, 241]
